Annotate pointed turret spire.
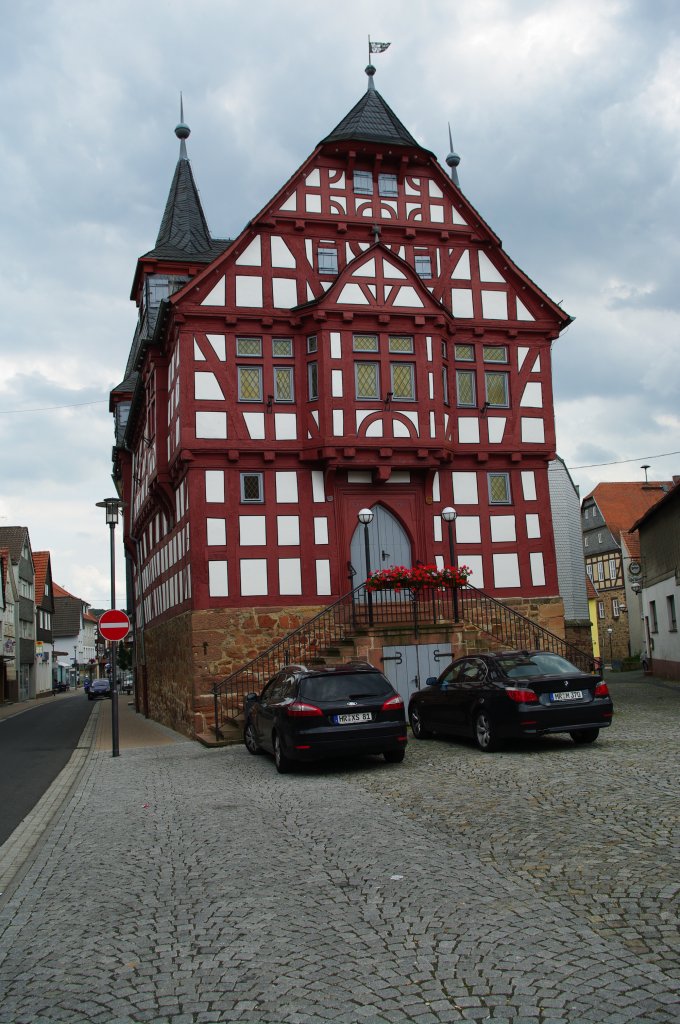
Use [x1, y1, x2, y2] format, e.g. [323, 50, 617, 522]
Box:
[148, 98, 215, 259]
[446, 123, 461, 188]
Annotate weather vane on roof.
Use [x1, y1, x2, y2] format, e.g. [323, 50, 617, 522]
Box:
[368, 36, 391, 61]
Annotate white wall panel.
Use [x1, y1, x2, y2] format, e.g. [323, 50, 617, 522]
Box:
[206, 518, 226, 546]
[240, 559, 268, 596]
[493, 553, 521, 588]
[277, 516, 300, 546]
[208, 560, 228, 597]
[239, 516, 266, 546]
[275, 471, 299, 503]
[279, 558, 302, 595]
[490, 516, 516, 542]
[196, 412, 227, 439]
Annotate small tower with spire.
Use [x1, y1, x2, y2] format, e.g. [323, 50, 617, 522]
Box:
[446, 123, 461, 188]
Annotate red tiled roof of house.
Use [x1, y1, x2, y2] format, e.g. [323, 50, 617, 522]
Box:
[33, 551, 50, 599]
[53, 581, 77, 599]
[585, 481, 673, 558]
[0, 547, 10, 590]
[631, 477, 680, 532]
[585, 576, 599, 600]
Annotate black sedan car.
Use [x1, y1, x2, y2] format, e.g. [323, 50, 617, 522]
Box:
[408, 650, 613, 752]
[244, 662, 407, 773]
[88, 677, 112, 701]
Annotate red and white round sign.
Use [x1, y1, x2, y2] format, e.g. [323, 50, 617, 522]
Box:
[98, 609, 131, 642]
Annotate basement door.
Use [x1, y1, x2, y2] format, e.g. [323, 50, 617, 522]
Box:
[381, 643, 455, 710]
[349, 505, 412, 585]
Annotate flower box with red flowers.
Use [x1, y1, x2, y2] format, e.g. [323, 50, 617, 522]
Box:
[364, 564, 472, 592]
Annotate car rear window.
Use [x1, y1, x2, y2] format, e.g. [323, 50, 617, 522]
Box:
[499, 654, 580, 679]
[300, 673, 393, 701]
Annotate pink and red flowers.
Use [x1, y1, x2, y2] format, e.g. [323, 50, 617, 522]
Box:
[364, 564, 472, 591]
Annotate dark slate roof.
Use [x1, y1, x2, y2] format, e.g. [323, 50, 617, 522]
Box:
[144, 153, 229, 262]
[0, 526, 28, 564]
[321, 81, 425, 151]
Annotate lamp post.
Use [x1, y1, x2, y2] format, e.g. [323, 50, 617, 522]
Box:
[96, 498, 122, 757]
[607, 626, 613, 669]
[358, 508, 374, 626]
[441, 506, 459, 623]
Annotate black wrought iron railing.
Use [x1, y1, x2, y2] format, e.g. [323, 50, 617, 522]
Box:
[211, 582, 595, 738]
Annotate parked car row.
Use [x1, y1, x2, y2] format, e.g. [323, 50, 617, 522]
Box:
[243, 651, 614, 773]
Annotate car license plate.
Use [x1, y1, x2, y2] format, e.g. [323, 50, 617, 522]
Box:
[550, 690, 583, 702]
[334, 712, 373, 724]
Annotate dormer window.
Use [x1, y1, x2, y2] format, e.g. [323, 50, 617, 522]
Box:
[353, 170, 373, 195]
[378, 173, 398, 197]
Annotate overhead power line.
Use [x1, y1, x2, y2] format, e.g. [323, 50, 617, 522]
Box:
[571, 450, 680, 470]
[0, 399, 109, 414]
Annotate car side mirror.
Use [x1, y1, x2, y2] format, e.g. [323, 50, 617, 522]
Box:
[425, 676, 438, 687]
[244, 692, 259, 703]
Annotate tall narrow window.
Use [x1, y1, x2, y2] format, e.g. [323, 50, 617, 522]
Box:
[238, 366, 263, 402]
[456, 370, 476, 407]
[609, 559, 617, 580]
[307, 335, 318, 353]
[355, 362, 380, 400]
[597, 601, 605, 619]
[308, 362, 319, 400]
[274, 367, 294, 402]
[667, 595, 677, 631]
[442, 366, 449, 405]
[390, 363, 415, 400]
[612, 598, 620, 618]
[650, 601, 658, 632]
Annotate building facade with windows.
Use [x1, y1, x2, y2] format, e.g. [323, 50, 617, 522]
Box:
[0, 527, 36, 700]
[581, 481, 674, 664]
[111, 68, 575, 736]
[631, 479, 680, 680]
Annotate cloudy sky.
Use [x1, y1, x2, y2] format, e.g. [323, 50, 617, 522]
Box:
[1, 0, 678, 608]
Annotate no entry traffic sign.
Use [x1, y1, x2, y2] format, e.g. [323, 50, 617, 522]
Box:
[98, 609, 131, 642]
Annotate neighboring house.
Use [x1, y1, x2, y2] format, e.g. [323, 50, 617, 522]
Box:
[109, 66, 576, 737]
[33, 551, 55, 694]
[585, 576, 601, 667]
[0, 527, 37, 699]
[631, 479, 680, 680]
[548, 456, 590, 648]
[581, 481, 674, 663]
[52, 582, 96, 687]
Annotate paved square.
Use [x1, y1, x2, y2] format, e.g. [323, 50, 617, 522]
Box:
[0, 675, 678, 1022]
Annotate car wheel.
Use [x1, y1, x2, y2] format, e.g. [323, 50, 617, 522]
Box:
[570, 728, 600, 744]
[409, 705, 432, 739]
[475, 710, 499, 752]
[383, 749, 405, 764]
[244, 722, 261, 755]
[273, 733, 293, 774]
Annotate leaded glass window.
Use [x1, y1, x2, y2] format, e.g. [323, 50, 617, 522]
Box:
[488, 472, 511, 505]
[388, 335, 414, 353]
[307, 335, 318, 353]
[485, 371, 509, 407]
[391, 363, 415, 400]
[272, 338, 293, 357]
[442, 366, 449, 405]
[455, 343, 474, 361]
[355, 362, 380, 400]
[236, 337, 262, 357]
[483, 345, 508, 363]
[353, 334, 379, 352]
[238, 366, 262, 402]
[456, 370, 476, 407]
[274, 367, 294, 402]
[241, 472, 263, 503]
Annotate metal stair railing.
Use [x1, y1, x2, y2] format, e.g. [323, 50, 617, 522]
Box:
[210, 580, 595, 738]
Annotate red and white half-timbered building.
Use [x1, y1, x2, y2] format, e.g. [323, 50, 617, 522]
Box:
[111, 68, 573, 736]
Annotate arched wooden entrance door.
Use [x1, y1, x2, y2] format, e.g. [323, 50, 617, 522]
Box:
[350, 505, 412, 585]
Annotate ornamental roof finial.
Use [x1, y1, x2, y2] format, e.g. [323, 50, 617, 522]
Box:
[175, 92, 190, 160]
[446, 122, 461, 188]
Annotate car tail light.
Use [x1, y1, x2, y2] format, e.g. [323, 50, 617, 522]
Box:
[381, 694, 404, 711]
[505, 687, 539, 704]
[286, 701, 323, 717]
[594, 682, 609, 697]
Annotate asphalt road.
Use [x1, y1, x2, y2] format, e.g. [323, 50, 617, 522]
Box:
[0, 693, 94, 845]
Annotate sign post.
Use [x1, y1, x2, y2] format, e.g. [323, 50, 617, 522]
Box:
[98, 610, 130, 756]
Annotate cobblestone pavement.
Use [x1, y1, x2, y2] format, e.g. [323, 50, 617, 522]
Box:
[0, 674, 678, 1023]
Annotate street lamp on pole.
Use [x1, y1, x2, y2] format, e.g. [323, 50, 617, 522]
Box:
[358, 508, 375, 626]
[607, 626, 613, 668]
[441, 506, 459, 623]
[96, 497, 122, 758]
